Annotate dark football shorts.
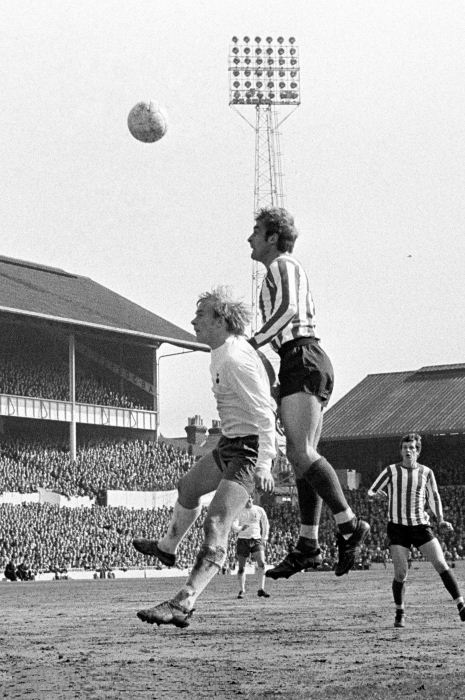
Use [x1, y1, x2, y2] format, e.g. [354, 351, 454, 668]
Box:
[387, 522, 436, 549]
[278, 338, 334, 405]
[212, 434, 258, 495]
[236, 538, 264, 558]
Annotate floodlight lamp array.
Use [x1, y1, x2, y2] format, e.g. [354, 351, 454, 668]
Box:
[229, 36, 300, 106]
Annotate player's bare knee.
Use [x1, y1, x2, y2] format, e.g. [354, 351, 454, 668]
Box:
[286, 445, 315, 475]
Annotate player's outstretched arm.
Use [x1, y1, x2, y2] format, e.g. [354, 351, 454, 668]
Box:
[368, 466, 390, 499]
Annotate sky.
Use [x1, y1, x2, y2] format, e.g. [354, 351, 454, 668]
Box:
[2, 1, 465, 437]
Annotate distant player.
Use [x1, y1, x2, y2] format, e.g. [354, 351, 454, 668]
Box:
[368, 432, 465, 628]
[133, 287, 275, 629]
[247, 206, 370, 579]
[232, 496, 270, 599]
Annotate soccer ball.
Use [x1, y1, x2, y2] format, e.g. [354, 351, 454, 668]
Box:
[127, 101, 168, 143]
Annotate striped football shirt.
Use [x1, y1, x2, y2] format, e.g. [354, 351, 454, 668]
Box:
[368, 463, 444, 526]
[249, 253, 316, 352]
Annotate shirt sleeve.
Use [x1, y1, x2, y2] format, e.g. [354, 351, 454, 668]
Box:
[249, 258, 297, 349]
[231, 518, 241, 533]
[260, 508, 270, 541]
[223, 355, 276, 470]
[368, 468, 390, 497]
[425, 469, 444, 522]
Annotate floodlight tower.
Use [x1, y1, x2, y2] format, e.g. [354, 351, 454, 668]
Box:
[229, 35, 301, 331]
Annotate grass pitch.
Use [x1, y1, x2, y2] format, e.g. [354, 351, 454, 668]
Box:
[1, 563, 464, 699]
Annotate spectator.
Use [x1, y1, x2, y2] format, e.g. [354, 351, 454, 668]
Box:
[0, 331, 152, 411]
[0, 436, 195, 496]
[0, 470, 464, 574]
[4, 559, 17, 581]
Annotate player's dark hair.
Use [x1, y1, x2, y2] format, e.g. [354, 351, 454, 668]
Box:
[197, 286, 250, 335]
[400, 432, 422, 454]
[255, 206, 298, 253]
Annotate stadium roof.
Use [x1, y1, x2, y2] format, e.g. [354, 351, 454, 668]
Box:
[321, 363, 465, 440]
[0, 255, 208, 351]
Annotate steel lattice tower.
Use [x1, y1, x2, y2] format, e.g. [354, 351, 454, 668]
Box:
[228, 35, 301, 331]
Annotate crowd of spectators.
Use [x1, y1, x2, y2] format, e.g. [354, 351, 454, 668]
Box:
[0, 501, 209, 575]
[0, 340, 152, 410]
[1, 486, 465, 577]
[418, 443, 465, 487]
[0, 436, 195, 496]
[3, 326, 464, 577]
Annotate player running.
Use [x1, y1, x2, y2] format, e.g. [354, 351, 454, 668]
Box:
[232, 495, 270, 599]
[368, 432, 465, 628]
[133, 286, 275, 629]
[247, 206, 370, 579]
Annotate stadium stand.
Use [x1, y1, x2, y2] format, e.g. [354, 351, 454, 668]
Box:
[0, 435, 195, 496]
[0, 255, 208, 444]
[0, 351, 153, 410]
[1, 487, 464, 576]
[1, 257, 464, 577]
[319, 364, 465, 486]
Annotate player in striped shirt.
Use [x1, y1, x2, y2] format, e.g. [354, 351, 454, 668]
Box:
[368, 432, 465, 627]
[247, 206, 369, 579]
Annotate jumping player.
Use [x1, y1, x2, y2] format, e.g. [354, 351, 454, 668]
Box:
[134, 287, 275, 628]
[247, 206, 370, 579]
[368, 432, 465, 628]
[232, 495, 270, 599]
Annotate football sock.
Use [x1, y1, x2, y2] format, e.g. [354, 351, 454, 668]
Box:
[238, 568, 246, 592]
[173, 543, 226, 611]
[295, 478, 322, 540]
[334, 509, 357, 536]
[392, 579, 405, 606]
[304, 457, 350, 516]
[300, 525, 319, 540]
[158, 501, 201, 554]
[296, 536, 319, 552]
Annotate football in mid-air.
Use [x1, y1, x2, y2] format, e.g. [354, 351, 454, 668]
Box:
[127, 101, 168, 143]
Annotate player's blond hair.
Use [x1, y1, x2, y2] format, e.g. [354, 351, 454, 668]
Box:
[197, 286, 250, 335]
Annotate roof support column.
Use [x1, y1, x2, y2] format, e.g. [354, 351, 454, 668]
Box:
[69, 332, 76, 462]
[152, 344, 161, 442]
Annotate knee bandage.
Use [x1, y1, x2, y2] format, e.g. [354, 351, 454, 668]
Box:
[196, 544, 227, 568]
